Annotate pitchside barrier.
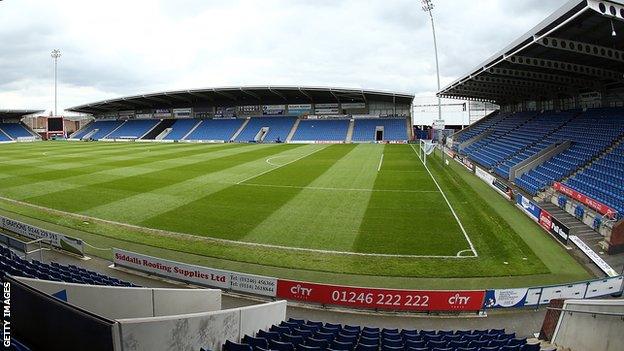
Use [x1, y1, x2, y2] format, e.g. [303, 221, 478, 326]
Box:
[445, 148, 618, 277]
[0, 215, 84, 256]
[475, 166, 513, 200]
[113, 248, 623, 313]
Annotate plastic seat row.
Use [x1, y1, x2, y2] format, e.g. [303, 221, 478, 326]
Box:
[0, 123, 34, 139]
[216, 319, 545, 351]
[0, 246, 137, 287]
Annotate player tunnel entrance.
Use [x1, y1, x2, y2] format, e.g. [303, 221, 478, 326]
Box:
[375, 126, 384, 141]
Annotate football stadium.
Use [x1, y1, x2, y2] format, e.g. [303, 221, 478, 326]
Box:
[1, 1, 624, 351]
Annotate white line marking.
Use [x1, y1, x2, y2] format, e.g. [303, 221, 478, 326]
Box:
[265, 155, 287, 166]
[229, 182, 439, 194]
[456, 249, 474, 257]
[0, 195, 476, 259]
[377, 153, 384, 172]
[237, 146, 328, 184]
[410, 144, 478, 257]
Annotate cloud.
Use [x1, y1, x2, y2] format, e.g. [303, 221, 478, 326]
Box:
[0, 0, 568, 115]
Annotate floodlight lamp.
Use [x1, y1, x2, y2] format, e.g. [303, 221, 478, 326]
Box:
[421, 0, 434, 12]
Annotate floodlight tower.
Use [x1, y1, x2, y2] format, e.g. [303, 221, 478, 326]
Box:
[51, 49, 61, 116]
[422, 0, 443, 128]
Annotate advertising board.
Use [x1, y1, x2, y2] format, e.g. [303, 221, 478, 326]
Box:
[515, 194, 542, 222]
[276, 279, 485, 312]
[113, 249, 277, 296]
[483, 288, 529, 308]
[553, 182, 617, 218]
[0, 215, 84, 256]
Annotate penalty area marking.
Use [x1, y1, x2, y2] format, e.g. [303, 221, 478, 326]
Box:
[0, 195, 476, 260]
[266, 155, 288, 166]
[237, 146, 328, 184]
[377, 153, 384, 172]
[410, 144, 478, 258]
[228, 182, 440, 194]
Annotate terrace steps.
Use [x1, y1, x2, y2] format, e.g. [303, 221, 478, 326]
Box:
[139, 119, 173, 140]
[231, 118, 249, 141]
[285, 118, 301, 142]
[142, 119, 174, 140]
[182, 120, 203, 140]
[493, 112, 581, 171]
[102, 120, 127, 139]
[69, 120, 93, 139]
[0, 127, 13, 141]
[346, 119, 355, 142]
[559, 130, 624, 184]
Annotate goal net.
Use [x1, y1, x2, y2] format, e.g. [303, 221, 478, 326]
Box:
[419, 139, 437, 165]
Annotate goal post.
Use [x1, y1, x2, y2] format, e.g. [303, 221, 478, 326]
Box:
[419, 139, 437, 165]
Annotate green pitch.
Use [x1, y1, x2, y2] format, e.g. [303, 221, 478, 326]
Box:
[0, 141, 590, 287]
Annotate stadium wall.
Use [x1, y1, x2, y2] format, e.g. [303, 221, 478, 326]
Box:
[116, 301, 287, 351]
[9, 276, 120, 351]
[551, 299, 624, 351]
[15, 277, 222, 319]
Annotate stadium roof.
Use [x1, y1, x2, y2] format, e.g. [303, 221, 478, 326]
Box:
[0, 109, 44, 121]
[439, 0, 624, 104]
[67, 86, 415, 115]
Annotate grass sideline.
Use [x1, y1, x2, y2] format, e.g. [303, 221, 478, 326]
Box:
[0, 142, 591, 288]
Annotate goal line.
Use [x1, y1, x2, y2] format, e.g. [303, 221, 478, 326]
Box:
[410, 143, 478, 257]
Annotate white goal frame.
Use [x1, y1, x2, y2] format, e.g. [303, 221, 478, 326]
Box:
[419, 139, 437, 165]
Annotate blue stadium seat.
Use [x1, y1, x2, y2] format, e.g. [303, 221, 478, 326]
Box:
[235, 116, 297, 142]
[163, 119, 201, 140]
[291, 119, 349, 142]
[185, 119, 244, 141]
[224, 340, 253, 351]
[106, 119, 160, 139]
[0, 123, 34, 139]
[0, 245, 136, 287]
[352, 118, 408, 142]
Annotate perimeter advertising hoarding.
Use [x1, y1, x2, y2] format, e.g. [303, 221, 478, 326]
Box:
[262, 105, 286, 115]
[475, 167, 512, 200]
[276, 279, 485, 312]
[287, 104, 312, 115]
[568, 236, 619, 277]
[539, 209, 569, 244]
[113, 249, 277, 296]
[0, 215, 84, 256]
[553, 182, 617, 218]
[515, 194, 542, 222]
[341, 102, 366, 109]
[485, 276, 623, 308]
[483, 288, 529, 308]
[454, 155, 475, 172]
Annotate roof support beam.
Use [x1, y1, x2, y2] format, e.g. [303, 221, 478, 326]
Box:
[164, 93, 193, 104]
[212, 89, 238, 102]
[107, 101, 141, 110]
[507, 55, 624, 81]
[187, 91, 215, 102]
[473, 75, 573, 93]
[487, 67, 595, 88]
[267, 88, 287, 101]
[122, 99, 153, 108]
[298, 88, 314, 102]
[537, 36, 624, 63]
[239, 88, 262, 101]
[143, 96, 172, 105]
[457, 82, 560, 99]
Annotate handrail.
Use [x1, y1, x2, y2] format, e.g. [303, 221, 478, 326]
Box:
[547, 307, 624, 317]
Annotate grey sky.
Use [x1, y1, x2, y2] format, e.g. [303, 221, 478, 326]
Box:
[0, 0, 565, 114]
